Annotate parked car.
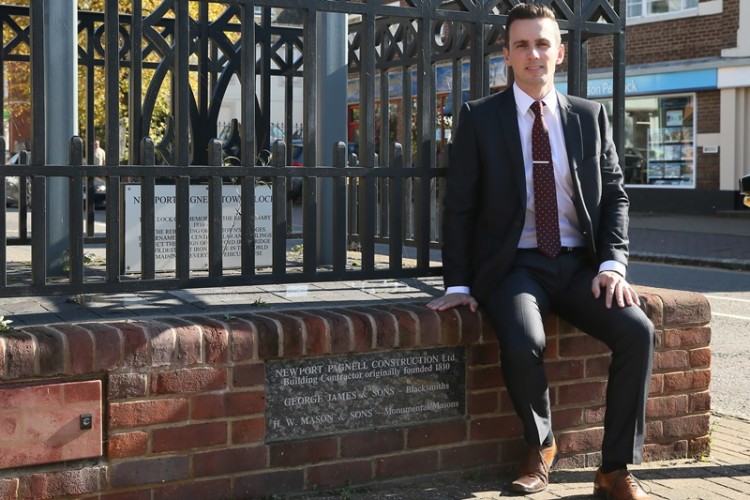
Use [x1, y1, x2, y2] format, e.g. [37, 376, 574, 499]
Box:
[4, 152, 106, 208]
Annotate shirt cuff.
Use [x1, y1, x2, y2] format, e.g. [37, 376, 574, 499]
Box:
[598, 260, 626, 277]
[445, 286, 471, 295]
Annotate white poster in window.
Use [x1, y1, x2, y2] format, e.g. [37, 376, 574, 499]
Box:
[123, 184, 273, 273]
[666, 110, 683, 127]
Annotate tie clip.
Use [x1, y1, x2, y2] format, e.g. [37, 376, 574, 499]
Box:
[533, 160, 550, 164]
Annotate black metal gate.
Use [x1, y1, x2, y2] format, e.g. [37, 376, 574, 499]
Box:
[0, 0, 626, 297]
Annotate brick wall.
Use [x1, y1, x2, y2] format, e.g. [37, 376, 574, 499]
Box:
[587, 0, 739, 69]
[0, 287, 711, 499]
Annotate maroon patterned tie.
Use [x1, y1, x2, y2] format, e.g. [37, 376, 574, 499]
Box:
[530, 101, 561, 258]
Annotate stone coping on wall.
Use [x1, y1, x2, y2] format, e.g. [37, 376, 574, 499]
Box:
[0, 285, 711, 499]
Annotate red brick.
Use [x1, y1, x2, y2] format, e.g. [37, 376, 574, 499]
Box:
[0, 479, 18, 499]
[108, 373, 148, 399]
[194, 447, 266, 477]
[690, 436, 710, 458]
[650, 374, 664, 395]
[664, 327, 711, 349]
[110, 456, 189, 488]
[653, 350, 689, 371]
[341, 429, 404, 457]
[260, 312, 305, 358]
[559, 335, 609, 357]
[470, 414, 523, 440]
[88, 322, 123, 371]
[53, 324, 95, 375]
[558, 428, 605, 455]
[646, 421, 664, 443]
[232, 417, 266, 444]
[584, 406, 606, 425]
[469, 390, 499, 414]
[558, 381, 607, 405]
[19, 467, 105, 499]
[234, 470, 304, 498]
[441, 442, 499, 470]
[689, 347, 711, 368]
[152, 421, 227, 452]
[552, 407, 584, 429]
[108, 322, 149, 367]
[638, 292, 664, 328]
[232, 363, 265, 387]
[410, 305, 443, 346]
[108, 431, 148, 458]
[343, 308, 375, 352]
[546, 359, 584, 382]
[228, 317, 258, 362]
[26, 327, 65, 376]
[362, 307, 398, 348]
[499, 389, 515, 413]
[137, 318, 177, 366]
[269, 437, 338, 467]
[154, 478, 231, 500]
[469, 365, 502, 390]
[647, 395, 688, 418]
[385, 305, 418, 347]
[109, 398, 189, 429]
[408, 421, 467, 449]
[246, 314, 281, 359]
[689, 391, 711, 413]
[375, 450, 438, 479]
[308, 460, 372, 489]
[0, 336, 5, 377]
[643, 441, 689, 462]
[660, 291, 710, 327]
[298, 311, 331, 356]
[456, 306, 481, 344]
[311, 309, 354, 354]
[151, 367, 227, 394]
[585, 355, 611, 378]
[663, 414, 710, 439]
[664, 370, 710, 393]
[199, 317, 231, 363]
[469, 342, 499, 366]
[3, 331, 37, 378]
[191, 390, 265, 419]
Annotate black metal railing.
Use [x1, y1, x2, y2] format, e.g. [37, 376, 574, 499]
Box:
[0, 0, 625, 297]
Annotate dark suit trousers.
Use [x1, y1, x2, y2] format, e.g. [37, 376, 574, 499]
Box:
[481, 249, 654, 464]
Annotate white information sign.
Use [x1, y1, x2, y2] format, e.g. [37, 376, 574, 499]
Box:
[123, 184, 273, 272]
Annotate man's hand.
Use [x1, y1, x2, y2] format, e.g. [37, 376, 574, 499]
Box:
[591, 270, 641, 309]
[427, 293, 479, 313]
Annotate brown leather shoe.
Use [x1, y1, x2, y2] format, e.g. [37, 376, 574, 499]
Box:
[594, 468, 651, 499]
[510, 438, 557, 494]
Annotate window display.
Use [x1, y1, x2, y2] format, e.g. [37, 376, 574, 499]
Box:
[601, 94, 695, 187]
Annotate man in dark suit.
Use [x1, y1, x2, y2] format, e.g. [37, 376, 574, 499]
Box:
[427, 4, 653, 499]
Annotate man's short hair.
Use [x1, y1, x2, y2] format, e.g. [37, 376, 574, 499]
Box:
[504, 2, 559, 48]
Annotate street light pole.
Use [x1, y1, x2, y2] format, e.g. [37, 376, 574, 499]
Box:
[44, 0, 77, 276]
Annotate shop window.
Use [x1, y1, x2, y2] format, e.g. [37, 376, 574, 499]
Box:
[601, 94, 696, 187]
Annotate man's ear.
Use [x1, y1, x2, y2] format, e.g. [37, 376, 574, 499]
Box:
[556, 43, 565, 65]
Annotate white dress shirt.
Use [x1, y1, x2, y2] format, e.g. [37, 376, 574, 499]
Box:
[445, 84, 625, 296]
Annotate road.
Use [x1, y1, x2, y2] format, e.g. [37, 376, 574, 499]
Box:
[629, 261, 750, 420]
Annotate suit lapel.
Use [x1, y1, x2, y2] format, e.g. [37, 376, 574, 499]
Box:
[495, 89, 527, 206]
[557, 92, 583, 175]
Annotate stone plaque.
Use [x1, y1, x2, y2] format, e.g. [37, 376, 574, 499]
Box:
[123, 184, 273, 272]
[265, 346, 465, 442]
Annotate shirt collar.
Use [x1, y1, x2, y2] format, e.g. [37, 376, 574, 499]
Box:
[512, 83, 559, 119]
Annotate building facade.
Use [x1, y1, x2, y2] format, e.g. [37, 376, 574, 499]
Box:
[581, 0, 750, 213]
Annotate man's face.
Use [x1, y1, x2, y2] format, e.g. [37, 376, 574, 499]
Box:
[503, 17, 564, 99]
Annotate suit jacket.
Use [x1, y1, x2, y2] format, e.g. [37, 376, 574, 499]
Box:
[442, 87, 631, 301]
